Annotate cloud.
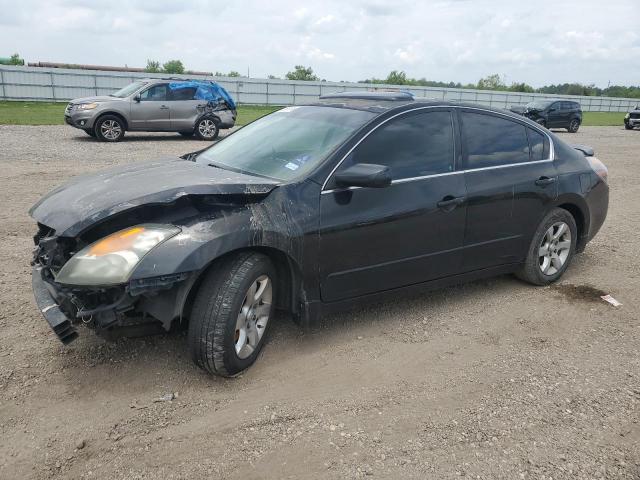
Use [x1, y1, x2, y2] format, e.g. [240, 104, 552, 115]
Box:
[0, 0, 638, 87]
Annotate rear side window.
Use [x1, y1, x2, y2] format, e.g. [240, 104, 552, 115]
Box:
[527, 128, 548, 161]
[343, 110, 454, 180]
[170, 87, 198, 101]
[461, 112, 529, 168]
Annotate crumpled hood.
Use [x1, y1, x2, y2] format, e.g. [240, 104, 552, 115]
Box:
[30, 157, 279, 236]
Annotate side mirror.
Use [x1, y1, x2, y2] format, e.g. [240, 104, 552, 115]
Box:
[133, 94, 141, 102]
[334, 163, 391, 189]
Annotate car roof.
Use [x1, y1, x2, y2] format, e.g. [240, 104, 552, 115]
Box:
[308, 92, 530, 119]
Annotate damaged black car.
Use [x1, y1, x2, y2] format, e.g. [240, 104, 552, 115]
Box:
[30, 92, 609, 377]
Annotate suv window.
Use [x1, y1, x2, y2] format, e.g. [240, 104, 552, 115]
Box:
[140, 84, 168, 101]
[170, 87, 197, 101]
[527, 128, 548, 161]
[339, 110, 454, 181]
[461, 112, 529, 168]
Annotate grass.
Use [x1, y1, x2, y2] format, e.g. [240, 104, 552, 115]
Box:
[0, 101, 627, 127]
[0, 101, 279, 126]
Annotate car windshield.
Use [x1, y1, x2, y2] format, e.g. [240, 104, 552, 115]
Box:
[526, 101, 552, 110]
[195, 106, 376, 181]
[110, 81, 147, 98]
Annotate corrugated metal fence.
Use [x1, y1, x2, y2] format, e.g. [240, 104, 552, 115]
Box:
[1, 65, 637, 112]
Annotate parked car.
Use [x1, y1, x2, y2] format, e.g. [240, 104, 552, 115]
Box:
[63, 79, 237, 142]
[510, 100, 582, 132]
[31, 92, 609, 376]
[624, 106, 640, 130]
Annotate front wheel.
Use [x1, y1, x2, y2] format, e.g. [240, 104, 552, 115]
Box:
[625, 124, 633, 130]
[188, 252, 276, 377]
[516, 208, 577, 286]
[95, 115, 125, 142]
[567, 118, 580, 133]
[195, 117, 219, 140]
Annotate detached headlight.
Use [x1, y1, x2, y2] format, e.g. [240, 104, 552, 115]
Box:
[56, 225, 180, 286]
[78, 102, 98, 110]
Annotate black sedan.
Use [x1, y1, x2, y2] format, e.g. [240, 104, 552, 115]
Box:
[30, 92, 609, 376]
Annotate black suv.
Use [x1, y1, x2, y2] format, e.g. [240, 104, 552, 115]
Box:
[624, 106, 640, 130]
[511, 100, 582, 132]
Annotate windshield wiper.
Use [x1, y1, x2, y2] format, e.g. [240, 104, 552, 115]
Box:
[207, 162, 281, 181]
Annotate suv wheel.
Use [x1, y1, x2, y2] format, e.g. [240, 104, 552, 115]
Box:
[195, 117, 219, 141]
[625, 123, 633, 130]
[188, 252, 276, 377]
[95, 115, 125, 142]
[567, 118, 580, 133]
[536, 119, 547, 128]
[516, 208, 577, 286]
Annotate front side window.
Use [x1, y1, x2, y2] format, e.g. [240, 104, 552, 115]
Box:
[461, 112, 529, 169]
[110, 81, 147, 98]
[196, 106, 375, 181]
[140, 84, 168, 101]
[337, 110, 455, 181]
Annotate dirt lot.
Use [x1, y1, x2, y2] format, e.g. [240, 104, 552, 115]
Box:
[0, 126, 638, 479]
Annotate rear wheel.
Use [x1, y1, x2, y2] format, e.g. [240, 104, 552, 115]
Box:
[195, 117, 219, 140]
[188, 252, 276, 377]
[516, 208, 577, 285]
[95, 115, 125, 142]
[567, 118, 580, 133]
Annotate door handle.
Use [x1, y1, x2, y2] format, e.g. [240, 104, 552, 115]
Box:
[437, 195, 466, 210]
[160, 105, 169, 110]
[535, 176, 556, 187]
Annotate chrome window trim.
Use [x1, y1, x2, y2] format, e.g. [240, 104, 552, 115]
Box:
[320, 105, 555, 193]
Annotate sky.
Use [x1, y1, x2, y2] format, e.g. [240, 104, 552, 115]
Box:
[1, 0, 639, 88]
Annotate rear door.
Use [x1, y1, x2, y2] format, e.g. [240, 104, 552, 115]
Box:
[168, 85, 201, 131]
[318, 108, 467, 301]
[129, 83, 171, 130]
[546, 101, 564, 127]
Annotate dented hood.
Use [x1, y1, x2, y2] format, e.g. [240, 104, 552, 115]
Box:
[30, 157, 279, 236]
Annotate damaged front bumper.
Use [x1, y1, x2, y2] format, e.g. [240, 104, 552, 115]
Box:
[32, 266, 79, 344]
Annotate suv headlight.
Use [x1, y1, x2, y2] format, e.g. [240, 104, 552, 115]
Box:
[56, 225, 181, 286]
[625, 113, 630, 119]
[78, 102, 98, 110]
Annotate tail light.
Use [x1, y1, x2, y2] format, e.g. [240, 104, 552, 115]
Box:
[588, 157, 608, 184]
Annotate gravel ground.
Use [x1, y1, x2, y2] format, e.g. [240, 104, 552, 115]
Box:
[0, 125, 639, 480]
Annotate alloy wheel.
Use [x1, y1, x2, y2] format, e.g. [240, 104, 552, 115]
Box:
[198, 119, 217, 139]
[100, 120, 122, 140]
[234, 275, 272, 359]
[538, 222, 571, 276]
[570, 119, 579, 132]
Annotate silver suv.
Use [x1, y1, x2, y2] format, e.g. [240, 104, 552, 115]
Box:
[64, 79, 237, 142]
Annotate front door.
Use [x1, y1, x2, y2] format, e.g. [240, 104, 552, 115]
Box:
[546, 101, 564, 128]
[129, 83, 171, 130]
[318, 109, 467, 302]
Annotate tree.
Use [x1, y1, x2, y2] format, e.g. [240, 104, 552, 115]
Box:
[386, 70, 408, 85]
[267, 74, 280, 79]
[9, 53, 24, 65]
[285, 65, 319, 81]
[144, 59, 161, 73]
[215, 70, 241, 77]
[509, 82, 535, 93]
[477, 74, 505, 90]
[162, 59, 185, 74]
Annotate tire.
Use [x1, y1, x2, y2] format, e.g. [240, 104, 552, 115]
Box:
[536, 119, 547, 128]
[188, 252, 276, 377]
[625, 124, 633, 130]
[567, 118, 580, 133]
[94, 115, 125, 142]
[516, 208, 577, 286]
[194, 116, 219, 141]
[83, 128, 96, 137]
[179, 131, 194, 138]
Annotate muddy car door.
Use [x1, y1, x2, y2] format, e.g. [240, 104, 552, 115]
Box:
[168, 86, 201, 131]
[130, 83, 171, 130]
[318, 109, 467, 302]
